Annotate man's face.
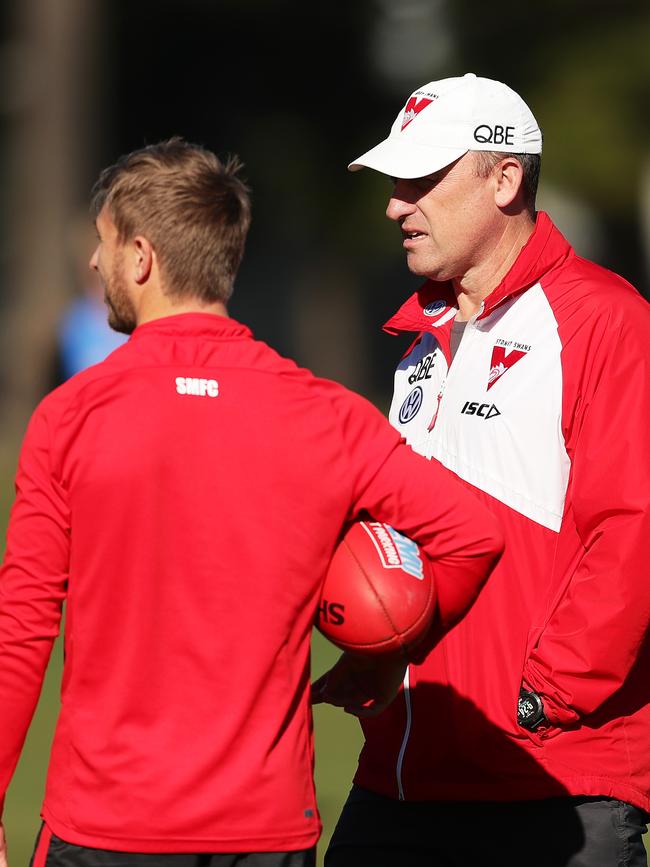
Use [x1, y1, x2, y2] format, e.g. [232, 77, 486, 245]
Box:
[90, 207, 138, 335]
[386, 153, 500, 285]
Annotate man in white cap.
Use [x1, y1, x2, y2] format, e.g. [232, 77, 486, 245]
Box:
[318, 73, 650, 866]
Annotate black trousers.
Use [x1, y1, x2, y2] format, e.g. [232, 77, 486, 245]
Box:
[30, 826, 316, 867]
[325, 785, 648, 867]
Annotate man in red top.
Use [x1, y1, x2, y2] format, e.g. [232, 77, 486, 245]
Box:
[0, 138, 503, 867]
[319, 73, 650, 867]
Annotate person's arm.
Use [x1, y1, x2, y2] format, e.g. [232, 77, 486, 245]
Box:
[0, 404, 70, 817]
[354, 441, 504, 650]
[0, 822, 7, 867]
[522, 318, 650, 728]
[313, 389, 504, 714]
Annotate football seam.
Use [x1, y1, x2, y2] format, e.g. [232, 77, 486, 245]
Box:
[341, 539, 435, 651]
[344, 542, 433, 647]
[343, 539, 406, 644]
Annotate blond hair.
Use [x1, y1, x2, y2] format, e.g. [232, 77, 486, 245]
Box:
[91, 137, 251, 303]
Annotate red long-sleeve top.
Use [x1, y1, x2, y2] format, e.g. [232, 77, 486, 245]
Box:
[0, 313, 502, 852]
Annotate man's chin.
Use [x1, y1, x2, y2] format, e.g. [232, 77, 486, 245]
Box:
[407, 263, 436, 280]
[107, 313, 136, 335]
[406, 255, 448, 282]
[405, 253, 432, 277]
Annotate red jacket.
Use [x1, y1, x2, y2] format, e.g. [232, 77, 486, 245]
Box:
[0, 313, 502, 852]
[355, 213, 650, 810]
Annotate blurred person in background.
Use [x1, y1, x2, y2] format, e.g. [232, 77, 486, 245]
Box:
[0, 137, 504, 867]
[318, 73, 650, 867]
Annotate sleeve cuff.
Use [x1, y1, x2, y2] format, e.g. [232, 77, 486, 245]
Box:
[522, 674, 579, 727]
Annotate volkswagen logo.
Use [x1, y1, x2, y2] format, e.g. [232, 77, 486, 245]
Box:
[399, 386, 424, 424]
[423, 300, 446, 317]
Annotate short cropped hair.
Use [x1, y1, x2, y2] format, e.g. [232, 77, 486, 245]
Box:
[90, 138, 251, 304]
[473, 151, 541, 213]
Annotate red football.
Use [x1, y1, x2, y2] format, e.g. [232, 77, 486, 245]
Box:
[316, 520, 436, 656]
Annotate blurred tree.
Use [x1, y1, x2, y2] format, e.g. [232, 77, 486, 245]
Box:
[0, 0, 106, 454]
[448, 0, 650, 286]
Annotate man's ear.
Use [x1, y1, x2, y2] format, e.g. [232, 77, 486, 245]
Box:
[493, 157, 525, 209]
[131, 235, 154, 285]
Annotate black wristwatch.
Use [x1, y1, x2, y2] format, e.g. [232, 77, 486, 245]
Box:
[517, 687, 547, 730]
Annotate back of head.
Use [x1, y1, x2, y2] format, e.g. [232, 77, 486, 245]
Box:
[349, 72, 543, 209]
[91, 137, 251, 304]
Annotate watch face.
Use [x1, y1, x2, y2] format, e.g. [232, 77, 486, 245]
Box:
[518, 695, 537, 722]
[517, 689, 545, 729]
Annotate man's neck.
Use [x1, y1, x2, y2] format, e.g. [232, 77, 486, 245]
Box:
[453, 212, 536, 320]
[136, 292, 228, 326]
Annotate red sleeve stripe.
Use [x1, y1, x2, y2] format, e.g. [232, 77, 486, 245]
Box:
[30, 824, 53, 867]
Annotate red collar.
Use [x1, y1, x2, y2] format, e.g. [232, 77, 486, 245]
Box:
[383, 212, 572, 335]
[131, 313, 252, 341]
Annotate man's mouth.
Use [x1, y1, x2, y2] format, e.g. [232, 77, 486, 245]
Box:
[401, 222, 426, 241]
[402, 227, 427, 245]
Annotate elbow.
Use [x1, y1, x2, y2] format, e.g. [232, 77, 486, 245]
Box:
[467, 507, 505, 572]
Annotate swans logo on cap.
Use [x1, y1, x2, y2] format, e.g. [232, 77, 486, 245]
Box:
[401, 96, 434, 130]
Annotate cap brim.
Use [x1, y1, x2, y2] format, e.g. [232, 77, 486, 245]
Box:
[348, 137, 468, 179]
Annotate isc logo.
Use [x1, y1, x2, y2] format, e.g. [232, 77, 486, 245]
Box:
[461, 401, 501, 419]
[317, 599, 345, 626]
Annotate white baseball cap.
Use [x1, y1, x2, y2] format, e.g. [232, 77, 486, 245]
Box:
[348, 72, 542, 179]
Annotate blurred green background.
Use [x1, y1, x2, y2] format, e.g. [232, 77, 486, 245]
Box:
[0, 0, 649, 865]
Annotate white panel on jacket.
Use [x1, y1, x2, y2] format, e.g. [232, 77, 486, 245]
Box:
[389, 284, 570, 532]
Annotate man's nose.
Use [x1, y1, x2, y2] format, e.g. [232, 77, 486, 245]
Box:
[89, 246, 99, 271]
[386, 193, 416, 223]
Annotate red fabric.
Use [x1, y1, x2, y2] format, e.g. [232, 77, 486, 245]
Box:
[0, 314, 502, 852]
[357, 215, 650, 811]
[31, 824, 52, 867]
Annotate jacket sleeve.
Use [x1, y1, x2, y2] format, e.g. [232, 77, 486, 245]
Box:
[523, 314, 650, 726]
[0, 404, 70, 814]
[332, 388, 504, 659]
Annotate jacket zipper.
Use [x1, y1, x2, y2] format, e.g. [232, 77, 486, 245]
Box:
[395, 666, 412, 800]
[427, 377, 447, 431]
[426, 308, 482, 435]
[396, 308, 484, 795]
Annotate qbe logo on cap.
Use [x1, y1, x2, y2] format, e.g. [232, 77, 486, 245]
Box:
[399, 386, 423, 424]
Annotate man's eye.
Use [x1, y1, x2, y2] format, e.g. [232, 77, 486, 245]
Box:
[413, 176, 436, 192]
